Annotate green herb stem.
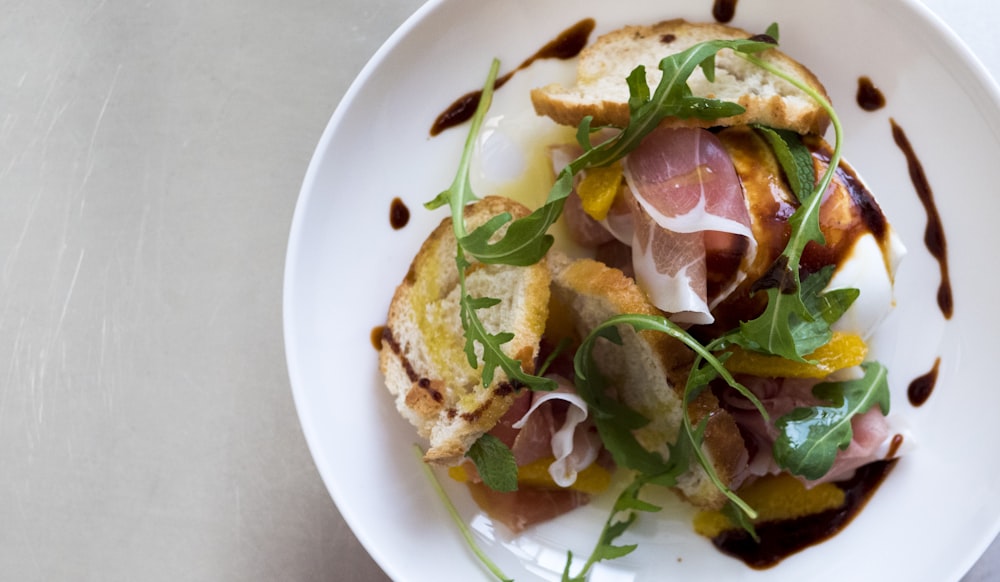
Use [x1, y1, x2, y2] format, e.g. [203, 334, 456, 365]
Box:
[413, 445, 514, 582]
[739, 52, 844, 267]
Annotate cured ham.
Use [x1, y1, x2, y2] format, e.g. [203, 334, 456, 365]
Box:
[623, 127, 756, 324]
[720, 374, 901, 488]
[510, 378, 602, 487]
[555, 128, 756, 324]
[465, 482, 590, 534]
[458, 376, 605, 532]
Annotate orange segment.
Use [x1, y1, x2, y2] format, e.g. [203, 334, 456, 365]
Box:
[724, 332, 868, 379]
[577, 163, 623, 221]
[693, 473, 845, 537]
[448, 457, 612, 495]
[516, 457, 612, 494]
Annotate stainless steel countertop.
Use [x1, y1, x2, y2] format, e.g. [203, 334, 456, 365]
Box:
[0, 0, 995, 580]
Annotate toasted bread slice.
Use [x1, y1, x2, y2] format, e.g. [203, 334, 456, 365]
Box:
[531, 19, 830, 135]
[549, 254, 747, 509]
[380, 196, 551, 465]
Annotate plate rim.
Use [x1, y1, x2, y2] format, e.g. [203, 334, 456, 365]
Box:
[283, 0, 1000, 580]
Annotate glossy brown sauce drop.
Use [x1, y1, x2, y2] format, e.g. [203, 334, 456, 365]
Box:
[712, 460, 897, 569]
[389, 197, 410, 230]
[886, 433, 904, 459]
[908, 357, 941, 407]
[890, 119, 953, 319]
[370, 325, 386, 350]
[856, 76, 886, 111]
[712, 0, 738, 23]
[430, 18, 595, 136]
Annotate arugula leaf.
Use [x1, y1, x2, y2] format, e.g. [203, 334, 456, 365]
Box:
[730, 265, 858, 358]
[537, 337, 572, 377]
[562, 475, 662, 581]
[721, 499, 759, 542]
[754, 125, 815, 202]
[791, 266, 859, 354]
[467, 433, 519, 493]
[764, 22, 780, 42]
[732, 52, 847, 362]
[773, 361, 891, 480]
[678, 357, 759, 520]
[572, 323, 673, 476]
[428, 59, 557, 393]
[424, 59, 497, 219]
[573, 314, 764, 523]
[459, 36, 779, 267]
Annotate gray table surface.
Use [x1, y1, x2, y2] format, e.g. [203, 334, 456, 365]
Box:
[0, 0, 995, 580]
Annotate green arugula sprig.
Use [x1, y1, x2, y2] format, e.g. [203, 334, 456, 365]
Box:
[425, 59, 557, 394]
[572, 314, 768, 522]
[436, 35, 781, 269]
[414, 444, 514, 582]
[467, 433, 519, 492]
[560, 474, 665, 581]
[729, 50, 848, 362]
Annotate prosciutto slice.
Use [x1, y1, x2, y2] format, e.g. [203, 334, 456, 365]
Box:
[623, 127, 756, 324]
[462, 377, 604, 533]
[464, 482, 590, 534]
[510, 377, 602, 487]
[721, 373, 904, 488]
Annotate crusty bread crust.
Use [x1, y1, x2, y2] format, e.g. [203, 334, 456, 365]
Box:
[531, 19, 830, 135]
[549, 254, 746, 509]
[380, 197, 550, 465]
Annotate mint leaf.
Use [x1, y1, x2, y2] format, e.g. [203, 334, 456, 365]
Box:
[467, 433, 518, 492]
[773, 361, 891, 480]
[754, 125, 815, 202]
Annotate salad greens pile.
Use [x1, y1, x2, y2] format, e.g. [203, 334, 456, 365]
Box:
[421, 23, 891, 581]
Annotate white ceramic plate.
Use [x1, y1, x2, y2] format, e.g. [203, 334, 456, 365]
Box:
[284, 0, 1000, 580]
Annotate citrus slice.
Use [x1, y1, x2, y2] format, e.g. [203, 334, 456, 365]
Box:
[449, 457, 611, 494]
[724, 331, 867, 379]
[576, 162, 623, 221]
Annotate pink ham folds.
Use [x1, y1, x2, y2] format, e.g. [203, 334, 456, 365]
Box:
[622, 127, 756, 324]
[460, 378, 604, 533]
[510, 376, 602, 487]
[557, 127, 757, 324]
[479, 377, 603, 485]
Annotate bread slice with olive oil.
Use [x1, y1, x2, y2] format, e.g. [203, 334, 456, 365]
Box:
[531, 19, 831, 136]
[549, 254, 747, 509]
[379, 196, 551, 466]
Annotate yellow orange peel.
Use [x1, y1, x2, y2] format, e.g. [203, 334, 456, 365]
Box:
[576, 162, 623, 221]
[449, 456, 612, 495]
[724, 331, 868, 379]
